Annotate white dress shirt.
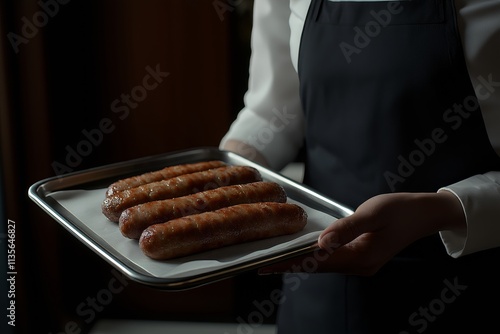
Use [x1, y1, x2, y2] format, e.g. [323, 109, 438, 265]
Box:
[220, 0, 500, 258]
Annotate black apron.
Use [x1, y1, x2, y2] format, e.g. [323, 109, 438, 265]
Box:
[276, 0, 500, 333]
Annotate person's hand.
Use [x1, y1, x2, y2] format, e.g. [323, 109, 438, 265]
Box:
[259, 191, 466, 276]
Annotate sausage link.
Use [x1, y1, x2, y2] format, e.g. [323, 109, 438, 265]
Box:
[139, 202, 308, 260]
[119, 181, 287, 239]
[106, 160, 226, 197]
[102, 165, 262, 222]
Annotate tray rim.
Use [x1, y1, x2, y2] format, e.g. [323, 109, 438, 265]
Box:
[28, 146, 354, 290]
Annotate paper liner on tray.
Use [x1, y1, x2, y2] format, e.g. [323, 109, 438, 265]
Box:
[49, 188, 337, 279]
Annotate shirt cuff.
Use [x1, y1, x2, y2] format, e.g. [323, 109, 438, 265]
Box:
[438, 172, 500, 258]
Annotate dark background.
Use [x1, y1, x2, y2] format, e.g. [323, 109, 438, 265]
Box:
[0, 1, 283, 333]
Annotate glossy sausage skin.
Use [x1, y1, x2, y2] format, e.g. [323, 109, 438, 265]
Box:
[119, 181, 287, 239]
[102, 165, 262, 222]
[106, 160, 226, 197]
[139, 202, 308, 260]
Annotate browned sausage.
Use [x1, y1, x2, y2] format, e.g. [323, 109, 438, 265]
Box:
[139, 202, 308, 260]
[119, 181, 287, 239]
[106, 160, 226, 197]
[102, 165, 262, 222]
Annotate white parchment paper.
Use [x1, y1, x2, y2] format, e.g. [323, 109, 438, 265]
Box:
[48, 188, 337, 280]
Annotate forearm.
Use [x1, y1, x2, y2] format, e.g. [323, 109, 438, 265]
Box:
[416, 191, 467, 236]
[219, 0, 304, 170]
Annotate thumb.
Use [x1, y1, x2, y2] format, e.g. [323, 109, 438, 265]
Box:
[317, 214, 372, 251]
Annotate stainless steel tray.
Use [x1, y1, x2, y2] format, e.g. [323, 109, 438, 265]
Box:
[28, 147, 353, 290]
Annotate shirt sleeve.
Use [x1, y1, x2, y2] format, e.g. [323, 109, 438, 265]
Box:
[219, 0, 305, 171]
[439, 0, 500, 258]
[439, 173, 500, 257]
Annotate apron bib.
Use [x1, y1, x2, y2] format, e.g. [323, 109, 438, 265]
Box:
[276, 0, 500, 332]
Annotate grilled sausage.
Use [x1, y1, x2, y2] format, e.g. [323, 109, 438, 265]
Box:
[102, 165, 262, 222]
[119, 181, 287, 239]
[139, 202, 308, 260]
[105, 160, 226, 197]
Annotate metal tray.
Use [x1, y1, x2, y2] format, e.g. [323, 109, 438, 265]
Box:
[28, 147, 353, 290]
